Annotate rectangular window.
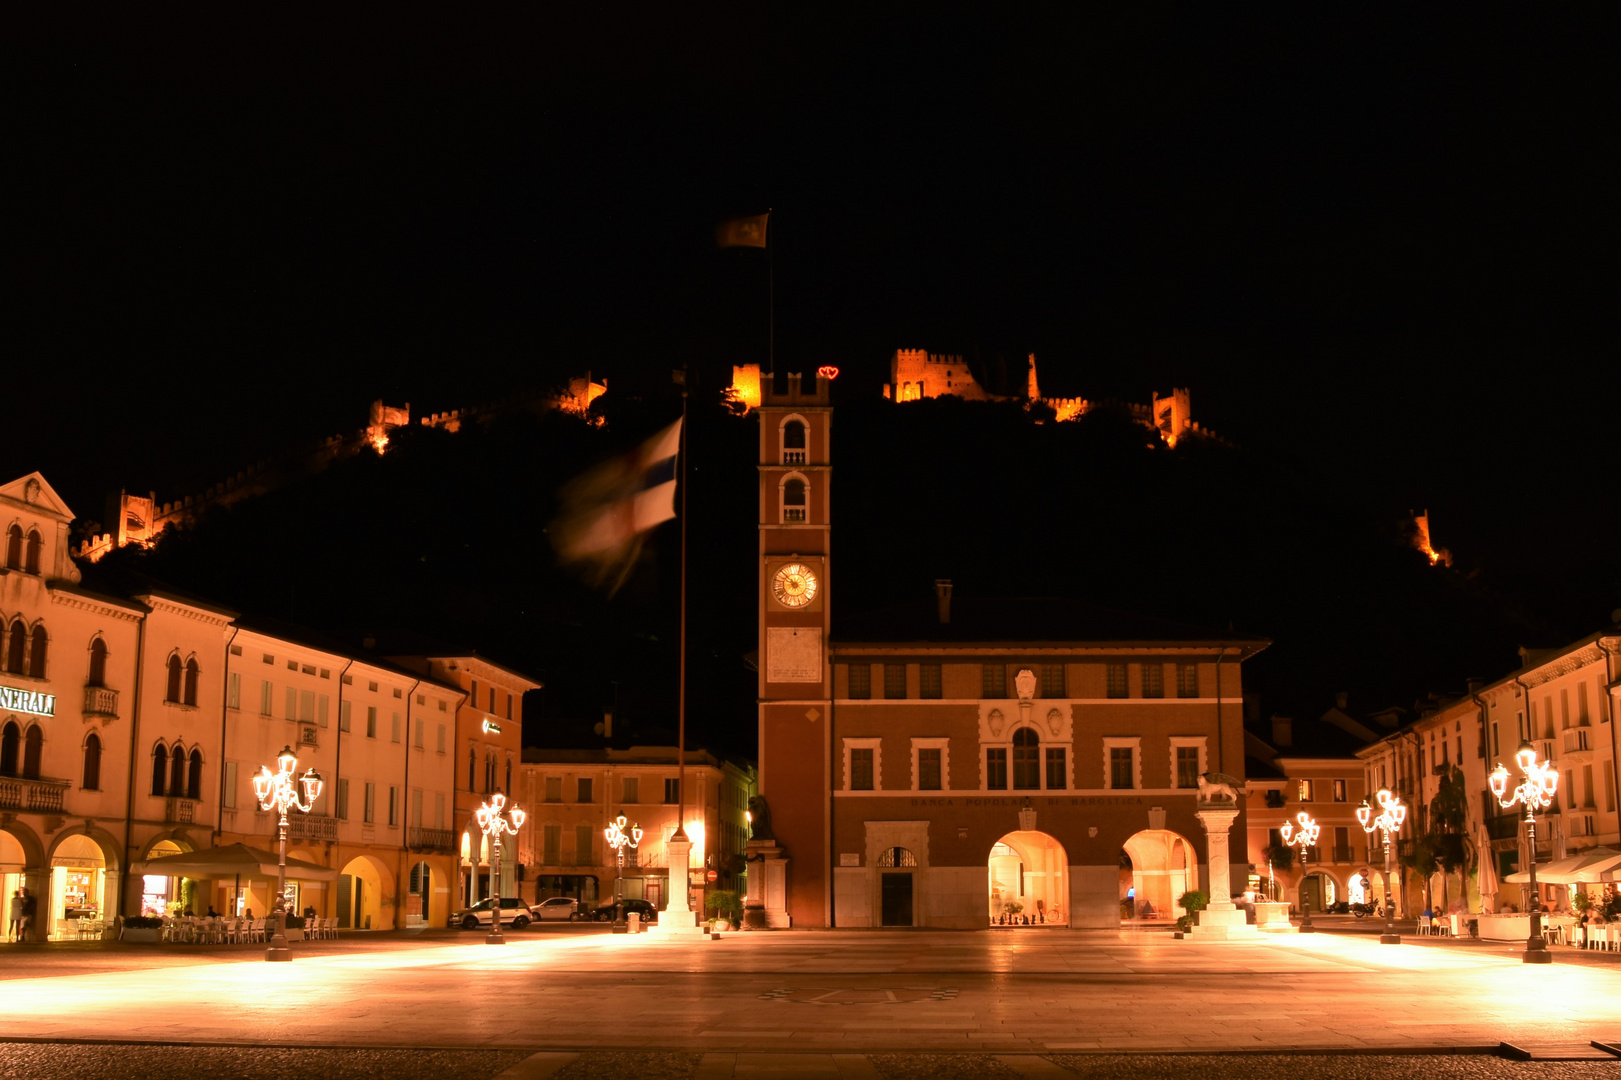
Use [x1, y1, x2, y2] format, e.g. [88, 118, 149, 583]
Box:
[388, 786, 399, 827]
[1045, 747, 1066, 789]
[1566, 770, 1576, 810]
[1176, 746, 1200, 789]
[335, 778, 349, 820]
[1298, 779, 1314, 802]
[339, 700, 351, 732]
[471, 679, 479, 708]
[364, 782, 376, 824]
[1176, 664, 1199, 698]
[411, 788, 423, 827]
[1106, 663, 1128, 699]
[414, 719, 424, 748]
[366, 706, 377, 739]
[622, 777, 639, 804]
[285, 686, 296, 720]
[436, 723, 446, 753]
[1110, 747, 1135, 789]
[575, 824, 594, 866]
[545, 776, 562, 802]
[262, 653, 274, 665]
[986, 747, 1008, 790]
[1492, 722, 1499, 758]
[317, 694, 329, 728]
[1333, 779, 1347, 802]
[506, 693, 513, 721]
[367, 680, 378, 692]
[1142, 664, 1164, 699]
[434, 792, 445, 829]
[297, 689, 314, 722]
[1041, 664, 1065, 698]
[544, 824, 561, 865]
[489, 688, 496, 713]
[222, 761, 237, 809]
[1605, 762, 1616, 813]
[884, 664, 907, 700]
[391, 712, 402, 743]
[260, 680, 273, 717]
[228, 673, 241, 710]
[847, 663, 871, 699]
[920, 664, 942, 699]
[664, 777, 681, 804]
[850, 748, 874, 791]
[918, 748, 942, 790]
[983, 664, 1007, 698]
[577, 777, 593, 803]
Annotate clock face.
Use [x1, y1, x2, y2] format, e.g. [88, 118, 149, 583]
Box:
[772, 563, 819, 608]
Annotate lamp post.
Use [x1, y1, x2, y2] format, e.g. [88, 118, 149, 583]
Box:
[1490, 739, 1559, 964]
[1356, 788, 1407, 944]
[251, 745, 322, 962]
[604, 814, 642, 933]
[476, 790, 526, 944]
[1279, 811, 1321, 933]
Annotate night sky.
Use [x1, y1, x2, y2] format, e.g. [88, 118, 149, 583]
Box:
[12, 12, 1617, 746]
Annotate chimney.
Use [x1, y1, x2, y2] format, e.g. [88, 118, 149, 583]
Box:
[1465, 677, 1484, 695]
[1271, 715, 1293, 748]
[603, 707, 613, 739]
[1334, 691, 1348, 711]
[935, 579, 953, 624]
[1518, 645, 1534, 669]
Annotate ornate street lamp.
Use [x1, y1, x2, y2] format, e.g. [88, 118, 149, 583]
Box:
[1356, 788, 1407, 944]
[251, 745, 322, 962]
[476, 790, 526, 945]
[1490, 739, 1559, 964]
[1279, 811, 1322, 933]
[604, 814, 643, 933]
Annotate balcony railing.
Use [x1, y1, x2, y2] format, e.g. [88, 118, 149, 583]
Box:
[1331, 845, 1354, 864]
[1485, 815, 1520, 841]
[165, 796, 198, 824]
[408, 827, 455, 852]
[287, 814, 338, 842]
[82, 685, 118, 720]
[0, 776, 68, 812]
[1562, 728, 1594, 759]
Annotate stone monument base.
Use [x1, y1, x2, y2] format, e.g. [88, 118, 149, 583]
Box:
[646, 907, 708, 938]
[1187, 906, 1260, 940]
[1254, 901, 1297, 933]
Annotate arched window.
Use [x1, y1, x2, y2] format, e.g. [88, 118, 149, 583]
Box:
[152, 744, 169, 795]
[0, 721, 19, 776]
[782, 477, 807, 523]
[4, 525, 21, 570]
[183, 658, 200, 706]
[169, 742, 186, 797]
[5, 619, 24, 673]
[83, 733, 102, 790]
[187, 748, 203, 799]
[22, 725, 42, 780]
[781, 419, 807, 464]
[876, 846, 918, 867]
[1012, 727, 1041, 790]
[88, 638, 108, 687]
[505, 758, 512, 794]
[23, 530, 42, 575]
[27, 625, 47, 678]
[165, 655, 183, 703]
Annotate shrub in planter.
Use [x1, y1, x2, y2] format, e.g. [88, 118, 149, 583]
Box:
[124, 916, 164, 930]
[283, 915, 306, 930]
[705, 889, 743, 928]
[1178, 890, 1209, 922]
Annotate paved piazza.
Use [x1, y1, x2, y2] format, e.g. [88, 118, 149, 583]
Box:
[3, 929, 1620, 1076]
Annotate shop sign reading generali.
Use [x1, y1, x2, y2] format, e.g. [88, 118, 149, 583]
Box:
[0, 684, 55, 718]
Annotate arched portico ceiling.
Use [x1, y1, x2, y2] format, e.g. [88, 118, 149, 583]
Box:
[1121, 828, 1196, 873]
[47, 826, 121, 874]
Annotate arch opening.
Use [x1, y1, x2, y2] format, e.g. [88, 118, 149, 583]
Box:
[1120, 828, 1198, 920]
[338, 855, 386, 930]
[988, 830, 1068, 926]
[48, 834, 109, 938]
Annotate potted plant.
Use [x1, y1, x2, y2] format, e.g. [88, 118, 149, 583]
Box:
[1178, 890, 1210, 925]
[121, 916, 163, 943]
[705, 889, 744, 931]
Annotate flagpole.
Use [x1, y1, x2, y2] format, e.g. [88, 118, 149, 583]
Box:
[675, 367, 689, 851]
[767, 207, 774, 374]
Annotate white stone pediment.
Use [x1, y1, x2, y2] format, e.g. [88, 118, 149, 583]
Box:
[0, 472, 74, 520]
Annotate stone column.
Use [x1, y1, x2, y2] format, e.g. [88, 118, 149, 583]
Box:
[647, 834, 704, 937]
[1188, 804, 1257, 939]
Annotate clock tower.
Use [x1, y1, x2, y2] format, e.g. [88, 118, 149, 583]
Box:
[756, 370, 832, 927]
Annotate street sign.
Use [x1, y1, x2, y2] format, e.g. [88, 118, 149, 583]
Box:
[705, 870, 718, 882]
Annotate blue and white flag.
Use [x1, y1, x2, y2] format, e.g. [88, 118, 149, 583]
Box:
[554, 419, 682, 571]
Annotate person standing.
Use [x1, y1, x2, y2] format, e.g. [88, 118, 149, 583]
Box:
[7, 889, 21, 942]
[19, 887, 37, 942]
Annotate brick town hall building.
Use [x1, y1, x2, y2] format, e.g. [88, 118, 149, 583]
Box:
[751, 374, 1269, 929]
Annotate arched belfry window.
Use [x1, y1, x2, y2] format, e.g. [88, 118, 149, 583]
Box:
[23, 530, 42, 574]
[876, 846, 918, 867]
[88, 638, 108, 687]
[83, 733, 102, 790]
[165, 655, 183, 703]
[183, 658, 200, 706]
[0, 721, 19, 776]
[188, 748, 203, 799]
[22, 725, 42, 779]
[170, 742, 186, 796]
[152, 744, 169, 795]
[781, 418, 807, 465]
[1012, 727, 1041, 790]
[4, 525, 21, 570]
[27, 625, 47, 678]
[781, 475, 808, 523]
[6, 620, 24, 673]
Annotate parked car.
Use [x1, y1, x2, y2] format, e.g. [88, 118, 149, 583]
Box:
[531, 896, 582, 922]
[450, 897, 533, 930]
[590, 898, 658, 923]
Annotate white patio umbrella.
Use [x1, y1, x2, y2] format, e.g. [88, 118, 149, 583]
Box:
[135, 843, 338, 881]
[1503, 845, 1621, 885]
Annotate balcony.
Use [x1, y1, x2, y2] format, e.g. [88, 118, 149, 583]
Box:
[408, 827, 455, 853]
[1561, 727, 1594, 763]
[0, 776, 68, 813]
[1331, 845, 1354, 864]
[165, 796, 199, 824]
[82, 685, 118, 721]
[287, 814, 338, 842]
[1485, 815, 1520, 841]
[1263, 791, 1286, 809]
